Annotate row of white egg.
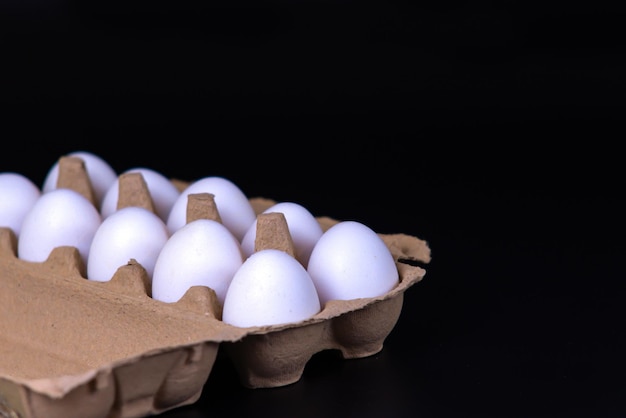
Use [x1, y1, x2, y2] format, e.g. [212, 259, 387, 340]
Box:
[0, 151, 400, 328]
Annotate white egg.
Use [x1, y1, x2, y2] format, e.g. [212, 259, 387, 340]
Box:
[166, 176, 256, 241]
[18, 188, 102, 266]
[42, 151, 117, 206]
[152, 219, 244, 304]
[241, 201, 324, 268]
[307, 221, 399, 305]
[100, 167, 181, 221]
[222, 249, 321, 328]
[87, 206, 170, 282]
[0, 172, 42, 238]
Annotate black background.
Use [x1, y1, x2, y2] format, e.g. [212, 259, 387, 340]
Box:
[2, 1, 625, 417]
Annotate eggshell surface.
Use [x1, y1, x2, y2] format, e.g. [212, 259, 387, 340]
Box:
[222, 249, 321, 328]
[42, 151, 117, 206]
[0, 172, 42, 238]
[18, 188, 102, 265]
[87, 206, 170, 282]
[307, 221, 399, 305]
[240, 201, 324, 268]
[166, 176, 256, 241]
[100, 167, 181, 221]
[151, 219, 244, 304]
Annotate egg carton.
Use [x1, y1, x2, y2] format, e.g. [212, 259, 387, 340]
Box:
[0, 158, 431, 418]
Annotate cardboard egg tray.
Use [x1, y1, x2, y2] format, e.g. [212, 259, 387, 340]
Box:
[0, 159, 431, 418]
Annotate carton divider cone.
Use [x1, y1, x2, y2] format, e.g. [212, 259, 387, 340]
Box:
[186, 193, 221, 224]
[117, 172, 156, 214]
[254, 212, 296, 258]
[56, 156, 96, 207]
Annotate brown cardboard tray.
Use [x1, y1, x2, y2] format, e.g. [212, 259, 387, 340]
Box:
[0, 163, 430, 418]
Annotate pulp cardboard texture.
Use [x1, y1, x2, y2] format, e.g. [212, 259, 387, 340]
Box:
[0, 156, 431, 418]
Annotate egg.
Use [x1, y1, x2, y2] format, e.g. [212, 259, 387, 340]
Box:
[306, 220, 399, 305]
[17, 188, 102, 266]
[222, 249, 321, 328]
[42, 151, 117, 206]
[87, 206, 170, 282]
[100, 167, 181, 222]
[166, 176, 256, 241]
[151, 219, 244, 305]
[240, 201, 324, 268]
[0, 172, 42, 238]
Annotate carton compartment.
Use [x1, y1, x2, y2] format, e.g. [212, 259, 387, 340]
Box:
[221, 227, 428, 388]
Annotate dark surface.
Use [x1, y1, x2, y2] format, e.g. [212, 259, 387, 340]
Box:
[2, 1, 625, 417]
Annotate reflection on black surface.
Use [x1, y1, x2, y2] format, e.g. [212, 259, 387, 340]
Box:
[164, 343, 412, 418]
